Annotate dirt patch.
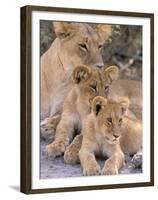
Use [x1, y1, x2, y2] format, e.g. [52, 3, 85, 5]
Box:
[40, 140, 142, 179]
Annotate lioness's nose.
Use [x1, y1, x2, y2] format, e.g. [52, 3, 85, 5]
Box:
[94, 63, 104, 68]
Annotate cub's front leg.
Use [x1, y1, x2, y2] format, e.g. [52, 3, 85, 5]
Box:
[102, 148, 124, 175]
[64, 134, 83, 164]
[46, 114, 76, 160]
[79, 147, 101, 176]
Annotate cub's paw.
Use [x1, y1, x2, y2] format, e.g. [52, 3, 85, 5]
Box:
[64, 145, 80, 165]
[46, 140, 66, 160]
[83, 164, 101, 176]
[102, 163, 118, 175]
[40, 117, 56, 142]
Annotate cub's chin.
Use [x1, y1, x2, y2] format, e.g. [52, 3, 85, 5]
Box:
[105, 137, 120, 145]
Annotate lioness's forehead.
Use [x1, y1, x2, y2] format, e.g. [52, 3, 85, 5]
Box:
[76, 23, 99, 41]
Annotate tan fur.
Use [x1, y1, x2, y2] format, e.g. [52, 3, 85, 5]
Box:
[64, 134, 83, 164]
[63, 78, 142, 164]
[109, 80, 142, 119]
[41, 22, 112, 120]
[46, 65, 119, 159]
[40, 113, 61, 141]
[41, 78, 142, 140]
[40, 22, 141, 140]
[79, 96, 142, 176]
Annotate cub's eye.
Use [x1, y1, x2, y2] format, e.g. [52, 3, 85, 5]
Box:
[119, 118, 122, 124]
[105, 85, 109, 94]
[78, 43, 88, 51]
[98, 44, 103, 49]
[90, 85, 97, 92]
[106, 117, 112, 125]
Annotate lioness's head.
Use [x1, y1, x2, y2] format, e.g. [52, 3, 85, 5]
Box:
[92, 96, 129, 144]
[54, 22, 112, 68]
[72, 65, 119, 102]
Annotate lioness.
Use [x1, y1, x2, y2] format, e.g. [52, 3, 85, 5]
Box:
[79, 96, 142, 176]
[46, 65, 119, 159]
[41, 22, 112, 121]
[108, 80, 142, 119]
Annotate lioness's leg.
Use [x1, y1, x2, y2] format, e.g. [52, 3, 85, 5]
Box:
[79, 148, 101, 176]
[102, 150, 124, 175]
[46, 114, 76, 159]
[40, 109, 62, 140]
[40, 114, 61, 141]
[64, 134, 83, 164]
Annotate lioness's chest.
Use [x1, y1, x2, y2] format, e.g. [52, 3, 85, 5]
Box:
[49, 78, 73, 116]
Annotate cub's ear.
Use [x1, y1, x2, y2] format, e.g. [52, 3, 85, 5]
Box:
[92, 96, 107, 116]
[118, 97, 130, 114]
[73, 65, 92, 84]
[104, 65, 119, 84]
[95, 24, 112, 43]
[53, 22, 76, 39]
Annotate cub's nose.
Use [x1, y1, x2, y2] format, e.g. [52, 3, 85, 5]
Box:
[113, 134, 119, 138]
[94, 63, 104, 68]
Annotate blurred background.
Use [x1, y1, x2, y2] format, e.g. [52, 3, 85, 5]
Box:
[40, 21, 142, 81]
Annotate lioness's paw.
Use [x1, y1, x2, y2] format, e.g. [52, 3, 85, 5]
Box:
[40, 118, 56, 141]
[64, 145, 80, 164]
[132, 151, 142, 168]
[83, 164, 101, 176]
[46, 140, 66, 160]
[102, 164, 118, 175]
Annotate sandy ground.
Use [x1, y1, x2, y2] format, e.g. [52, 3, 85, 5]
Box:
[40, 140, 142, 179]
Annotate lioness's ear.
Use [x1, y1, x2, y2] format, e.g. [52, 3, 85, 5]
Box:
[95, 24, 112, 42]
[119, 97, 130, 114]
[92, 96, 107, 116]
[53, 22, 75, 39]
[73, 65, 91, 84]
[104, 65, 119, 84]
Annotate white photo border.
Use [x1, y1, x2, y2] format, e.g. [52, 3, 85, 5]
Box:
[31, 10, 151, 190]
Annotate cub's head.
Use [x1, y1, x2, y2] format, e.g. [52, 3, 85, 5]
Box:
[53, 22, 112, 68]
[72, 65, 119, 102]
[92, 96, 129, 144]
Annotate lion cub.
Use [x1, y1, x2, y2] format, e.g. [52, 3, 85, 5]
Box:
[79, 96, 142, 176]
[46, 65, 119, 160]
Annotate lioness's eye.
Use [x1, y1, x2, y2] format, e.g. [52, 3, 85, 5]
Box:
[105, 85, 109, 95]
[78, 43, 88, 51]
[90, 85, 97, 92]
[107, 117, 112, 124]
